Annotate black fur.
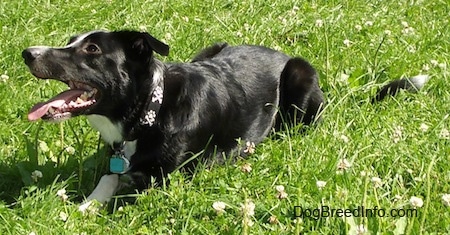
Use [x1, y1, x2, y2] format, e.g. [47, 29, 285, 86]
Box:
[22, 30, 425, 195]
[373, 76, 428, 103]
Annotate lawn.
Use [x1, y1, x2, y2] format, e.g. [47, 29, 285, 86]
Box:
[0, 0, 449, 234]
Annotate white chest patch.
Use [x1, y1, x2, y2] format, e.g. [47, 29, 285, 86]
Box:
[122, 140, 137, 159]
[87, 115, 137, 159]
[87, 114, 124, 146]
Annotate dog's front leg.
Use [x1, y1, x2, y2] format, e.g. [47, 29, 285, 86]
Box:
[79, 174, 119, 211]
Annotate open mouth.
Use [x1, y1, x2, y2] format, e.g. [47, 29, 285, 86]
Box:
[28, 81, 99, 122]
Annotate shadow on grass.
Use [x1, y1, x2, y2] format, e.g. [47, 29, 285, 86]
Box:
[0, 143, 110, 205]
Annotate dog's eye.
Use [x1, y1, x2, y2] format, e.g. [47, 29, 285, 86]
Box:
[85, 44, 101, 54]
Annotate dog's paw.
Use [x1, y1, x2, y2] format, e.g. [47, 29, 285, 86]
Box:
[78, 200, 101, 214]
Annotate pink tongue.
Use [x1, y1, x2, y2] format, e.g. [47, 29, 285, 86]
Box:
[28, 89, 86, 121]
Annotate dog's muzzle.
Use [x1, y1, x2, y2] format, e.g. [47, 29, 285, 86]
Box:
[22, 47, 49, 66]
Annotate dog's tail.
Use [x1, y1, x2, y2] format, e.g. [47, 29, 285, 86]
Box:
[278, 57, 430, 128]
[372, 75, 429, 103]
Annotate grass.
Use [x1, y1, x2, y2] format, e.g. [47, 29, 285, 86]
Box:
[0, 0, 449, 234]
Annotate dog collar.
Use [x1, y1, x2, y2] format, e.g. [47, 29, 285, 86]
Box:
[139, 84, 163, 126]
[125, 77, 164, 140]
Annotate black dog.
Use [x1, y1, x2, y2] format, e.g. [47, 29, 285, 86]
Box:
[22, 30, 427, 207]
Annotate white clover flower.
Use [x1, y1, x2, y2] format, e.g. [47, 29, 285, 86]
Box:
[57, 189, 69, 201]
[340, 134, 350, 143]
[65, 146, 75, 155]
[243, 141, 255, 154]
[31, 170, 43, 182]
[1, 74, 9, 82]
[268, 215, 279, 224]
[371, 177, 383, 188]
[401, 21, 409, 28]
[138, 25, 147, 31]
[165, 32, 172, 41]
[243, 23, 250, 31]
[442, 194, 450, 206]
[57, 188, 66, 197]
[277, 191, 288, 199]
[316, 180, 327, 189]
[59, 211, 68, 222]
[402, 27, 415, 35]
[339, 73, 350, 84]
[438, 63, 446, 69]
[422, 64, 430, 71]
[337, 158, 351, 171]
[407, 45, 416, 53]
[409, 196, 424, 208]
[241, 199, 255, 216]
[315, 19, 324, 27]
[241, 163, 252, 173]
[275, 185, 288, 199]
[439, 128, 450, 139]
[355, 25, 362, 31]
[355, 224, 367, 235]
[420, 123, 429, 132]
[364, 21, 374, 27]
[54, 140, 62, 147]
[384, 30, 392, 35]
[212, 201, 227, 214]
[430, 60, 439, 66]
[343, 39, 352, 47]
[360, 171, 369, 177]
[275, 185, 285, 193]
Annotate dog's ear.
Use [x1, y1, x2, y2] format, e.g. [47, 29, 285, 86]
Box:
[116, 31, 170, 57]
[133, 33, 169, 57]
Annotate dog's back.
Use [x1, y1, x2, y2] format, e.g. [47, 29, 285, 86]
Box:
[163, 46, 292, 151]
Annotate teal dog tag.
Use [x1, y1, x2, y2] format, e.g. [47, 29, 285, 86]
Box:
[110, 156, 126, 174]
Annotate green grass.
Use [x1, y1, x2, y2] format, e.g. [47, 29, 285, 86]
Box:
[1, 0, 449, 234]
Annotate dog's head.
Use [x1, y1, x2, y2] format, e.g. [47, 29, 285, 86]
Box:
[22, 30, 169, 122]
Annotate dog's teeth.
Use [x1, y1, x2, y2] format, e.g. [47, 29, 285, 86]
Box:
[88, 89, 97, 97]
[69, 101, 77, 107]
[76, 97, 84, 104]
[79, 91, 89, 101]
[48, 107, 55, 114]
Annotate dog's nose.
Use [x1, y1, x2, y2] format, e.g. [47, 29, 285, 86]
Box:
[22, 47, 45, 64]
